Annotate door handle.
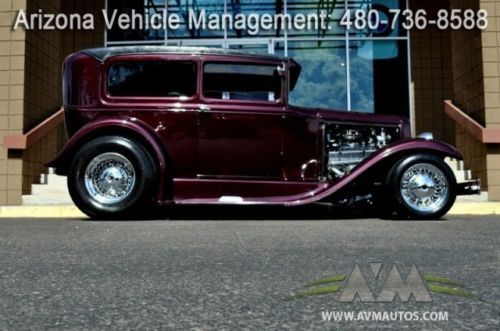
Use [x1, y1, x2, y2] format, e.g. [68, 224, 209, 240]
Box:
[199, 105, 210, 113]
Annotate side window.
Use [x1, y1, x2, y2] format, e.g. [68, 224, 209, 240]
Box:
[203, 63, 281, 102]
[107, 61, 196, 98]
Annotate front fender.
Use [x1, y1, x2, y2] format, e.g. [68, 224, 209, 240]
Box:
[47, 117, 169, 201]
[288, 138, 463, 206]
[376, 138, 463, 161]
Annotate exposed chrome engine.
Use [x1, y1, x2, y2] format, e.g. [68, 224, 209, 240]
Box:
[326, 125, 400, 179]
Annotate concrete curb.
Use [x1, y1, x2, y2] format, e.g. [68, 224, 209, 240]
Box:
[0, 203, 499, 218]
[0, 205, 87, 218]
[448, 203, 500, 215]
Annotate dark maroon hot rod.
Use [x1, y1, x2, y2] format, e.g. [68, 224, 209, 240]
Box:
[49, 46, 479, 219]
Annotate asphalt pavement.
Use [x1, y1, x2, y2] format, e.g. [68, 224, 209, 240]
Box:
[0, 208, 499, 330]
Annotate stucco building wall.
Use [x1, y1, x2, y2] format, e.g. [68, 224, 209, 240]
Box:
[447, 0, 500, 200]
[449, 0, 488, 193]
[0, 0, 104, 204]
[411, 0, 455, 145]
[480, 0, 500, 200]
[21, 0, 65, 197]
[0, 0, 27, 205]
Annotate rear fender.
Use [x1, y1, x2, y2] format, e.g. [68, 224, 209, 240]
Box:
[47, 117, 170, 201]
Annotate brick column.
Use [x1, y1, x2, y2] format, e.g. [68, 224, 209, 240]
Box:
[480, 0, 500, 200]
[450, 0, 500, 200]
[447, 0, 489, 198]
[0, 0, 105, 206]
[411, 0, 455, 145]
[0, 0, 27, 205]
[21, 0, 65, 197]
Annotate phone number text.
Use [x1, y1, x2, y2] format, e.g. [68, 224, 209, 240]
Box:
[339, 9, 489, 31]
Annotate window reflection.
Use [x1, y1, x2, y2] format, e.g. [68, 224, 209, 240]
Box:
[226, 0, 284, 37]
[280, 41, 348, 111]
[228, 43, 269, 54]
[168, 0, 225, 38]
[346, 0, 407, 38]
[287, 0, 345, 37]
[107, 0, 157, 42]
[349, 40, 408, 115]
[105, 0, 410, 117]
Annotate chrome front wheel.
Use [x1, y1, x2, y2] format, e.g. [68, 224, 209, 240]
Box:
[400, 163, 448, 214]
[388, 154, 457, 220]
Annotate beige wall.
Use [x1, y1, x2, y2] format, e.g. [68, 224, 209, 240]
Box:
[411, 0, 455, 145]
[449, 0, 489, 193]
[480, 0, 500, 200]
[21, 0, 65, 196]
[448, 0, 500, 200]
[21, 0, 104, 196]
[0, 0, 104, 205]
[0, 0, 27, 205]
[0, 0, 64, 204]
[61, 0, 104, 56]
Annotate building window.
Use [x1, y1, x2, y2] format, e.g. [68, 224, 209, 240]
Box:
[285, 41, 347, 110]
[105, 0, 410, 118]
[349, 40, 409, 115]
[286, 0, 345, 38]
[169, 0, 226, 39]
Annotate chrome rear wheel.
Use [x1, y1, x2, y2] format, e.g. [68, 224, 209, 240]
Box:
[84, 152, 136, 205]
[68, 136, 156, 219]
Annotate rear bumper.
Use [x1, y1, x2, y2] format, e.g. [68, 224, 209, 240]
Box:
[457, 179, 481, 196]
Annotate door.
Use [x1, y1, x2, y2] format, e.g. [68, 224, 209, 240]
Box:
[197, 60, 285, 180]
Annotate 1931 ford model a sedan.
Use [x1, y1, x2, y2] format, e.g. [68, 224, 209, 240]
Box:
[48, 46, 480, 219]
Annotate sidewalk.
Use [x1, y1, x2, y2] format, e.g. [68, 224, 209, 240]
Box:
[0, 203, 499, 218]
[0, 205, 86, 218]
[448, 202, 500, 215]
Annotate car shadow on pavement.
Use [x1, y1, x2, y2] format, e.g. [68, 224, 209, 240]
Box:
[136, 204, 380, 221]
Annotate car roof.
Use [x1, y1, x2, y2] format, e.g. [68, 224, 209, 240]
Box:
[83, 46, 290, 62]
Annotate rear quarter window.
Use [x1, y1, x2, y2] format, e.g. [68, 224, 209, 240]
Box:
[107, 61, 197, 98]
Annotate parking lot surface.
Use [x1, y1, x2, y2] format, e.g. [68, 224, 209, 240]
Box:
[0, 209, 499, 329]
